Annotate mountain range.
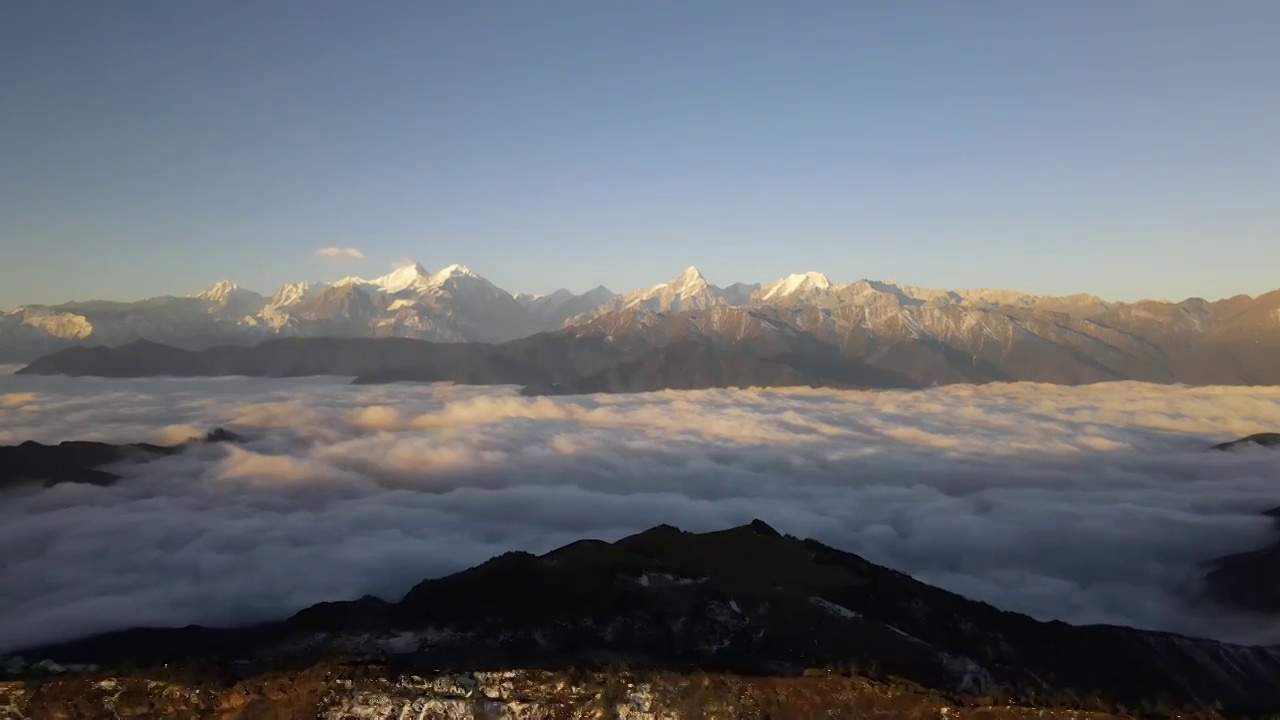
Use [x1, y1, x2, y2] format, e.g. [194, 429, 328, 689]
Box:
[7, 263, 1280, 387]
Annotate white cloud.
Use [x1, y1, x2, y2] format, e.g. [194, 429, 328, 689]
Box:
[316, 247, 366, 261]
[2, 377, 1280, 653]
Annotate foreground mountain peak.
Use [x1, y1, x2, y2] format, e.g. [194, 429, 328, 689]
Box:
[10, 517, 1280, 714]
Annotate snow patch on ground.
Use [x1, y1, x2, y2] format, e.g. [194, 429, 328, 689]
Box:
[279, 628, 464, 655]
[809, 596, 861, 620]
[634, 573, 708, 588]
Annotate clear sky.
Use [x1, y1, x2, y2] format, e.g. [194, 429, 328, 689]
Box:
[2, 0, 1278, 308]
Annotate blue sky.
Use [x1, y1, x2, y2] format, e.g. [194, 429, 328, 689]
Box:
[1, 0, 1277, 307]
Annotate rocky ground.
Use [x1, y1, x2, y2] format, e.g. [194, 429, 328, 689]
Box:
[0, 663, 1181, 720]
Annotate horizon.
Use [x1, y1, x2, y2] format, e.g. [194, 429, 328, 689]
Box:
[5, 258, 1274, 312]
[3, 1, 1279, 307]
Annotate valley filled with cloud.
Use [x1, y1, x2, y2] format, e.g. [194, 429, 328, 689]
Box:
[2, 370, 1280, 653]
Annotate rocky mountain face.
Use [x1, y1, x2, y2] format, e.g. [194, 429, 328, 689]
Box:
[6, 265, 1280, 387]
[563, 290, 1280, 387]
[5, 514, 1280, 716]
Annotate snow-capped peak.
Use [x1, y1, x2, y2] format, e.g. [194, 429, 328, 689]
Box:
[431, 264, 480, 283]
[619, 265, 722, 313]
[661, 266, 710, 295]
[676, 266, 705, 284]
[759, 271, 832, 301]
[369, 263, 432, 293]
[194, 281, 241, 302]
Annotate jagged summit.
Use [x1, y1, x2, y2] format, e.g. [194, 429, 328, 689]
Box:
[190, 281, 268, 321]
[670, 266, 712, 293]
[618, 266, 723, 313]
[192, 280, 240, 301]
[433, 263, 477, 279]
[758, 271, 832, 301]
[367, 262, 432, 293]
[677, 265, 705, 282]
[337, 263, 483, 295]
[267, 281, 313, 306]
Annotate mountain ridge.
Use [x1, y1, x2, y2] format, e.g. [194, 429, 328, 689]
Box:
[6, 517, 1280, 714]
[5, 265, 1280, 386]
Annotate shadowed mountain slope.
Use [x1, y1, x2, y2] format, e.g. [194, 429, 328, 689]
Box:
[8, 519, 1280, 715]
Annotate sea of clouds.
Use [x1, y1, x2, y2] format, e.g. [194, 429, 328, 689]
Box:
[2, 369, 1280, 653]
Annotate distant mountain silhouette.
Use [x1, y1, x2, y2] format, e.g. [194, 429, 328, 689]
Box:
[0, 428, 242, 489]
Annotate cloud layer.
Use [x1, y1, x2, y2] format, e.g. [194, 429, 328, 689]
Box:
[3, 373, 1280, 653]
[316, 246, 366, 261]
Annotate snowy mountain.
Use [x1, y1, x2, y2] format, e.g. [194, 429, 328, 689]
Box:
[755, 271, 832, 303]
[618, 266, 726, 313]
[191, 281, 268, 320]
[11, 264, 460, 360]
[4, 264, 1280, 387]
[191, 281, 242, 303]
[363, 262, 434, 293]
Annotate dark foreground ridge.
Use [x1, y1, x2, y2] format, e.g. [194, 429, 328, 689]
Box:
[1205, 431, 1280, 614]
[7, 518, 1280, 716]
[0, 428, 241, 489]
[1212, 432, 1280, 451]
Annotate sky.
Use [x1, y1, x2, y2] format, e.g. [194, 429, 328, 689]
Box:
[1, 0, 1278, 307]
